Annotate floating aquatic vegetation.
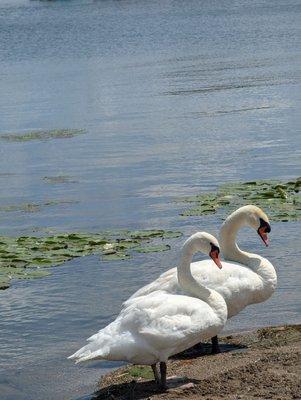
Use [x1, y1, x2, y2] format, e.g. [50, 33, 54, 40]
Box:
[0, 276, 9, 290]
[0, 203, 41, 213]
[180, 177, 301, 222]
[42, 175, 77, 184]
[0, 230, 182, 290]
[0, 129, 85, 142]
[102, 252, 131, 261]
[134, 244, 171, 253]
[0, 173, 15, 177]
[0, 200, 78, 213]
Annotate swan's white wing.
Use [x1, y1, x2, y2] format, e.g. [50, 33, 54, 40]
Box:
[190, 261, 264, 317]
[69, 291, 225, 365]
[128, 260, 266, 318]
[132, 292, 220, 336]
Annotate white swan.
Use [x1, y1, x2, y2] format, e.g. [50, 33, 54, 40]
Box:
[69, 232, 227, 390]
[129, 205, 277, 352]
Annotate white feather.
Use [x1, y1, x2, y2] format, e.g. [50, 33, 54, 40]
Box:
[129, 206, 277, 320]
[69, 233, 227, 365]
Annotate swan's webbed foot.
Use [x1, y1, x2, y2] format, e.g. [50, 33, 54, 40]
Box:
[211, 335, 221, 354]
[159, 362, 167, 391]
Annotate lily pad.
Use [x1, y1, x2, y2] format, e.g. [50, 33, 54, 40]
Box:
[134, 244, 171, 253]
[102, 253, 131, 261]
[0, 229, 182, 290]
[0, 276, 10, 290]
[129, 230, 167, 239]
[0, 200, 78, 213]
[0, 129, 85, 142]
[0, 203, 42, 213]
[0, 266, 50, 282]
[180, 177, 301, 222]
[43, 175, 77, 184]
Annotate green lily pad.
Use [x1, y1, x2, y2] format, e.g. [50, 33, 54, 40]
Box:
[0, 229, 181, 290]
[0, 200, 78, 213]
[102, 253, 131, 261]
[180, 177, 301, 222]
[135, 244, 171, 253]
[43, 175, 77, 184]
[0, 204, 41, 213]
[0, 276, 10, 290]
[0, 266, 50, 281]
[0, 129, 85, 142]
[129, 230, 167, 239]
[161, 231, 183, 239]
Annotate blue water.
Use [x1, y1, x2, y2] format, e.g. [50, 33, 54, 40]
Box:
[0, 0, 300, 399]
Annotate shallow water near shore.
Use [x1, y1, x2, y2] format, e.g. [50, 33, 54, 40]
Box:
[0, 0, 300, 399]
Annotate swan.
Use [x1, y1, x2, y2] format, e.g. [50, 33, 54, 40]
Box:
[69, 232, 227, 390]
[129, 205, 277, 353]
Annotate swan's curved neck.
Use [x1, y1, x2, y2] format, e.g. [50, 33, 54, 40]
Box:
[219, 211, 252, 265]
[177, 244, 211, 301]
[220, 208, 277, 297]
[177, 238, 227, 322]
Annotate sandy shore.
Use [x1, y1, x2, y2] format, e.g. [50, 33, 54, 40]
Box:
[92, 324, 301, 400]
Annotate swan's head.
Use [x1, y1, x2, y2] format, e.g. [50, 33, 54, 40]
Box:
[238, 205, 271, 246]
[184, 232, 222, 269]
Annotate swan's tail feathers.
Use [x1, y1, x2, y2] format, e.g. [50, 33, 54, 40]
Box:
[68, 340, 108, 363]
[68, 322, 136, 364]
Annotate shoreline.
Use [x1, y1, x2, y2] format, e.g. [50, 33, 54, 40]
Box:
[91, 324, 301, 399]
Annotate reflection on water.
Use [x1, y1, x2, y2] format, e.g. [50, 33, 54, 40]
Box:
[0, 0, 300, 399]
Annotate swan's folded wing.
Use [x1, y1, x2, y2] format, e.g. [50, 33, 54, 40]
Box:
[126, 259, 265, 320]
[190, 260, 263, 316]
[125, 291, 220, 350]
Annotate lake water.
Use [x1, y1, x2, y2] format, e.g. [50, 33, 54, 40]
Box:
[0, 0, 300, 399]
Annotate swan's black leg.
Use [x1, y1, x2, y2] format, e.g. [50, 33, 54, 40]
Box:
[211, 335, 221, 354]
[151, 363, 160, 385]
[159, 362, 167, 391]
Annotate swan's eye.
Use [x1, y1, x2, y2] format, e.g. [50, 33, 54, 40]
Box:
[210, 243, 220, 254]
[258, 218, 271, 233]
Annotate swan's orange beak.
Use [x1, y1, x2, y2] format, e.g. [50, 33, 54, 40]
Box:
[258, 227, 269, 247]
[210, 249, 223, 269]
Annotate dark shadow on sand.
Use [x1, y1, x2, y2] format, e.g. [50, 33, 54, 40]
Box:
[85, 341, 247, 400]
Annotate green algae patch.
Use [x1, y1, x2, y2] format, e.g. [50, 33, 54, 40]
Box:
[0, 203, 42, 213]
[42, 175, 77, 184]
[0, 200, 78, 213]
[135, 244, 171, 253]
[128, 230, 182, 240]
[180, 178, 301, 222]
[0, 129, 85, 142]
[0, 276, 10, 290]
[0, 230, 182, 290]
[102, 253, 131, 261]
